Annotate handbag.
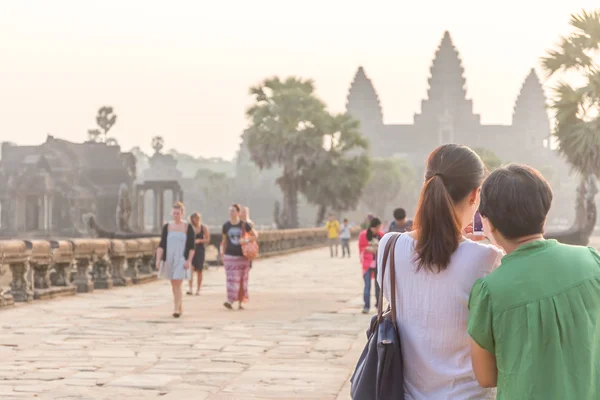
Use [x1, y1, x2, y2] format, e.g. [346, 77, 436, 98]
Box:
[241, 224, 259, 260]
[350, 233, 405, 400]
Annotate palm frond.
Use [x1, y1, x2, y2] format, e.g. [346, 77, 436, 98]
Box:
[570, 9, 600, 49]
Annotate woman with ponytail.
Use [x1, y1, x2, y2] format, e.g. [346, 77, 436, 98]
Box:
[376, 144, 503, 400]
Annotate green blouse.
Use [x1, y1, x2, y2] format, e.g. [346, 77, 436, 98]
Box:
[468, 239, 600, 400]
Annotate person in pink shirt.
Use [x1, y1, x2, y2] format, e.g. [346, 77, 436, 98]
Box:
[358, 217, 384, 314]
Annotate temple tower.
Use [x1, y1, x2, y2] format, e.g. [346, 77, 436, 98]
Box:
[512, 68, 551, 152]
[414, 32, 480, 147]
[345, 66, 384, 151]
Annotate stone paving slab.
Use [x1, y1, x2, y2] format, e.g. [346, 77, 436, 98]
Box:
[0, 247, 371, 399]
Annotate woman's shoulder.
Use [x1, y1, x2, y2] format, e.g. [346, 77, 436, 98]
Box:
[460, 239, 503, 259]
[457, 240, 504, 275]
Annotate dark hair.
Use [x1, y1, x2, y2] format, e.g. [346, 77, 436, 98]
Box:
[413, 144, 486, 272]
[479, 164, 552, 240]
[367, 217, 382, 241]
[393, 208, 406, 220]
[343, 218, 348, 222]
[231, 204, 241, 212]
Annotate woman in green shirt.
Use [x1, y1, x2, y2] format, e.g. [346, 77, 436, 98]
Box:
[468, 164, 600, 399]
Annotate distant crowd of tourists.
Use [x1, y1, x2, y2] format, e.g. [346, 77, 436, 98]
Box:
[324, 207, 414, 315]
[155, 202, 257, 318]
[349, 143, 600, 399]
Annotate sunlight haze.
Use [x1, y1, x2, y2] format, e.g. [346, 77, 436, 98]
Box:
[0, 0, 597, 160]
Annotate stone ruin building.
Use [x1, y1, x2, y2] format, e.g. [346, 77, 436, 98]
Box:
[345, 31, 562, 171]
[0, 135, 182, 237]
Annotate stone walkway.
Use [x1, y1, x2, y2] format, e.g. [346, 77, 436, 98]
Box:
[0, 247, 370, 400]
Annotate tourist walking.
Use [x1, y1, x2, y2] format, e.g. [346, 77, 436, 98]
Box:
[388, 207, 413, 232]
[325, 213, 340, 257]
[155, 202, 196, 318]
[468, 164, 600, 398]
[340, 218, 351, 258]
[358, 217, 384, 314]
[220, 204, 257, 310]
[187, 212, 210, 296]
[376, 144, 502, 399]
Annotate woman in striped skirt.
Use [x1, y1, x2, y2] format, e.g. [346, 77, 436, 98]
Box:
[220, 204, 257, 310]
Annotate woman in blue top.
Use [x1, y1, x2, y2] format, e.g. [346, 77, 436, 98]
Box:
[155, 202, 195, 318]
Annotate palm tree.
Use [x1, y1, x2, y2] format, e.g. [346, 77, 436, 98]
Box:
[542, 9, 600, 241]
[301, 113, 370, 226]
[96, 106, 117, 141]
[245, 77, 330, 228]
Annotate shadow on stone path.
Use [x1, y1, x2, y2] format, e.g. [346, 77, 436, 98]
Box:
[0, 247, 372, 400]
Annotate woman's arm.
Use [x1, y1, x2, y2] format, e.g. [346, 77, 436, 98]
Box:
[244, 222, 258, 242]
[195, 227, 210, 244]
[470, 338, 498, 388]
[201, 226, 211, 244]
[184, 225, 195, 269]
[220, 234, 227, 255]
[155, 247, 164, 270]
[155, 224, 168, 269]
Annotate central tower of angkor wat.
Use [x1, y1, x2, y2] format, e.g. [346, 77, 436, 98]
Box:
[345, 31, 555, 169]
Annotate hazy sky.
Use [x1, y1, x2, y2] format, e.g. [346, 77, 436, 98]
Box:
[0, 1, 596, 160]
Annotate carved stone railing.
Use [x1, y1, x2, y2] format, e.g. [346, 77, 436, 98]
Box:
[205, 227, 361, 265]
[0, 227, 360, 308]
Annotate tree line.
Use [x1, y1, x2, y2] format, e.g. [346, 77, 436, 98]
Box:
[86, 9, 600, 230]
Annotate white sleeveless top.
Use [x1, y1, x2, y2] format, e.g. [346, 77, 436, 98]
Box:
[376, 233, 503, 400]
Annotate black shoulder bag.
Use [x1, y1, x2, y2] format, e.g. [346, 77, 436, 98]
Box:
[350, 232, 405, 400]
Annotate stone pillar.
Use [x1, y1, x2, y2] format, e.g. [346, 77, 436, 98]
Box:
[179, 190, 184, 204]
[138, 254, 153, 275]
[50, 262, 72, 287]
[32, 261, 52, 290]
[92, 255, 113, 289]
[43, 195, 50, 232]
[157, 190, 164, 227]
[137, 191, 145, 232]
[15, 197, 23, 231]
[152, 189, 159, 232]
[9, 262, 33, 302]
[38, 196, 44, 231]
[73, 259, 94, 293]
[125, 256, 140, 280]
[47, 195, 53, 232]
[110, 256, 132, 286]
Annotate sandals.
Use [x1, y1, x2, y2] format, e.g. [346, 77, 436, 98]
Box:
[173, 304, 183, 318]
[223, 302, 233, 310]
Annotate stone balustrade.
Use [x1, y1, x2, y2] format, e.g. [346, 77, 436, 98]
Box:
[0, 227, 360, 308]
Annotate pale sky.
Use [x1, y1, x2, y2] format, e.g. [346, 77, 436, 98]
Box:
[0, 1, 596, 160]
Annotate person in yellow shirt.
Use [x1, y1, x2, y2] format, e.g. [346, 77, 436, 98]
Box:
[324, 213, 340, 258]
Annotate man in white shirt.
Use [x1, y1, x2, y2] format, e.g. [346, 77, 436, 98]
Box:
[340, 218, 351, 257]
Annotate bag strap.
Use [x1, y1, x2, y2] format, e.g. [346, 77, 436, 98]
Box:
[376, 233, 402, 323]
[388, 234, 400, 326]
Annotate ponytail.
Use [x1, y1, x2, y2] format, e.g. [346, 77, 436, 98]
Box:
[413, 174, 463, 273]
